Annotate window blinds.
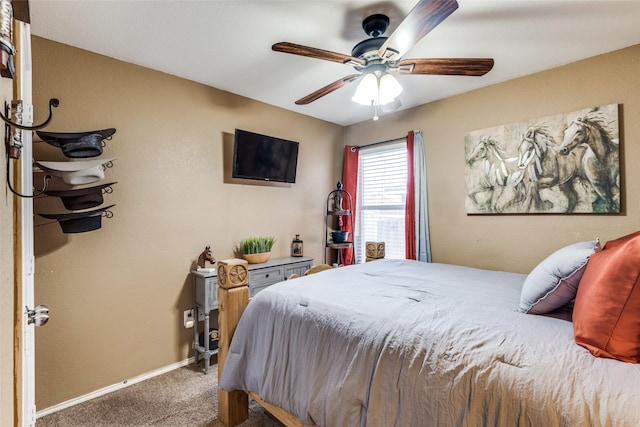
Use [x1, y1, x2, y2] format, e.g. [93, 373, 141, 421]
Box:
[356, 143, 407, 262]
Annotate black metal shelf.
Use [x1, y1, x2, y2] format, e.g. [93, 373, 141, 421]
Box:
[324, 182, 354, 265]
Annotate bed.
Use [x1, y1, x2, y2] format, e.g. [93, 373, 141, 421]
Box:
[216, 233, 640, 427]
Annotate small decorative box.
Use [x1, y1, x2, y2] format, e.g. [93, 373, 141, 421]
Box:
[365, 241, 385, 259]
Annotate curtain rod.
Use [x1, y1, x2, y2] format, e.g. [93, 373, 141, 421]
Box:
[353, 135, 406, 150]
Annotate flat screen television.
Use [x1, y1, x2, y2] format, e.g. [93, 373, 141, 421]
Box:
[232, 129, 299, 183]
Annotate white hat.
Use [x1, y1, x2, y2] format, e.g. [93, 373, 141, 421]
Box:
[36, 158, 116, 185]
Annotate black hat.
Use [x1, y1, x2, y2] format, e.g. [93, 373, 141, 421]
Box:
[38, 204, 115, 234]
[36, 128, 116, 158]
[44, 182, 117, 210]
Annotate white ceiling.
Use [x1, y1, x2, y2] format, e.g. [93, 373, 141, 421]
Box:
[29, 0, 640, 126]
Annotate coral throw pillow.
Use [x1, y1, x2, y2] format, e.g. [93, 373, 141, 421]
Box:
[573, 231, 640, 363]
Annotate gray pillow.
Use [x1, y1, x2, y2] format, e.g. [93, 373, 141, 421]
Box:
[519, 240, 599, 314]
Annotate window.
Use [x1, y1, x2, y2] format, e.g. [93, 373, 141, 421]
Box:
[355, 143, 407, 263]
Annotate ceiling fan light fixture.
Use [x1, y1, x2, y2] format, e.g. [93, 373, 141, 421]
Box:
[351, 73, 379, 106]
[378, 73, 403, 105]
[351, 70, 403, 114]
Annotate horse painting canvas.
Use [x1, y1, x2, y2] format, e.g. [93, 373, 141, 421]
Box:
[464, 103, 619, 214]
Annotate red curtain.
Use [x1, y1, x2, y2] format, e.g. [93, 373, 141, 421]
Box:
[405, 131, 416, 260]
[341, 146, 359, 265]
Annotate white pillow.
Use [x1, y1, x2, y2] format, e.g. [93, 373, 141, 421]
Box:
[519, 240, 600, 314]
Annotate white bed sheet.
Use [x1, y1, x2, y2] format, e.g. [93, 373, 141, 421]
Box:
[220, 259, 640, 427]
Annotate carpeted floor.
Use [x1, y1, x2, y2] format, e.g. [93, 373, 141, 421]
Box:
[37, 363, 282, 427]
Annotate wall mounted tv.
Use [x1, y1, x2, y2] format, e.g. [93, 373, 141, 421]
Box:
[232, 129, 299, 183]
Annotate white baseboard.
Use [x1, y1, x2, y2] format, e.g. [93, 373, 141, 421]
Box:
[36, 357, 196, 419]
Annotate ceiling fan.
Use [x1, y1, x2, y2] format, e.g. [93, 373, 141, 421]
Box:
[272, 0, 494, 108]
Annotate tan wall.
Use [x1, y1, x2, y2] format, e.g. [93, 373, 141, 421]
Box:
[0, 65, 15, 426]
[31, 37, 343, 409]
[32, 36, 640, 412]
[346, 44, 640, 273]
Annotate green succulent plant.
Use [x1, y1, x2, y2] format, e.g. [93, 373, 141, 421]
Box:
[239, 236, 275, 254]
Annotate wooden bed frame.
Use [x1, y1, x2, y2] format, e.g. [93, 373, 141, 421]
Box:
[217, 258, 316, 427]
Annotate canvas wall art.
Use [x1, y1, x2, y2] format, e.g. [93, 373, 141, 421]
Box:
[464, 103, 620, 214]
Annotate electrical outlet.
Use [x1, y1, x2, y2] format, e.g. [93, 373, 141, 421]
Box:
[183, 309, 194, 328]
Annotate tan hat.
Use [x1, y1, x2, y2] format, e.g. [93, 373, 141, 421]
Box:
[35, 158, 116, 185]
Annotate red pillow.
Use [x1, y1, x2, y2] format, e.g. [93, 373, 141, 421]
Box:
[600, 230, 640, 249]
[573, 231, 640, 363]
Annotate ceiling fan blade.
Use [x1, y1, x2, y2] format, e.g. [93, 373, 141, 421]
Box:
[295, 74, 360, 105]
[396, 58, 494, 76]
[273, 42, 365, 66]
[378, 0, 459, 62]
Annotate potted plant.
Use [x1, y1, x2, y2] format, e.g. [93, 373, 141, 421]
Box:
[240, 236, 275, 264]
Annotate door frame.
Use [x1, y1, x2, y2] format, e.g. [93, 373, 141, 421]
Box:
[13, 19, 36, 427]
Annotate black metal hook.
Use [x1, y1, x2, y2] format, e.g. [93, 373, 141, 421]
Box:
[0, 98, 59, 130]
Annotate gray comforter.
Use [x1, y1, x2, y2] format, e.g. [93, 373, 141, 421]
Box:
[219, 259, 640, 426]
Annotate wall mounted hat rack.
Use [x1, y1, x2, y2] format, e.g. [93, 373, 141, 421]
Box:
[2, 98, 59, 131]
[4, 98, 60, 198]
[4, 98, 59, 158]
[31, 124, 118, 233]
[2, 94, 119, 234]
